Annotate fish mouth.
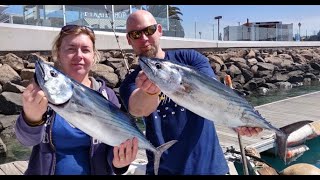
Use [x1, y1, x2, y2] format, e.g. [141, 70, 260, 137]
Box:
[139, 56, 153, 72]
[34, 60, 45, 86]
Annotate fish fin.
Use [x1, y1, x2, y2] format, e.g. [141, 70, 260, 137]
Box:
[275, 132, 289, 164]
[277, 120, 313, 163]
[153, 140, 177, 175]
[280, 120, 313, 134]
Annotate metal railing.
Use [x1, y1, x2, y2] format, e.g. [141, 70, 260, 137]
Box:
[0, 13, 9, 23]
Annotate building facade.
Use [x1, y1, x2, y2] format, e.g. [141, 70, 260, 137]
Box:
[1, 5, 185, 38]
[224, 20, 293, 41]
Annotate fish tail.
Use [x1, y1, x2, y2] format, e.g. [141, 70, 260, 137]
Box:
[153, 140, 177, 175]
[276, 120, 314, 164]
[275, 131, 289, 164]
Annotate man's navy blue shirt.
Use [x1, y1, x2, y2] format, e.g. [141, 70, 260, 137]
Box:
[120, 49, 229, 175]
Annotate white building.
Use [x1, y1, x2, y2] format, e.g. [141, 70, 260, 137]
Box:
[224, 20, 293, 41]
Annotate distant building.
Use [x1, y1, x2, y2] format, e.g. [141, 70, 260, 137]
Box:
[6, 5, 183, 37]
[0, 5, 8, 13]
[0, 5, 18, 23]
[224, 19, 293, 41]
[21, 5, 139, 30]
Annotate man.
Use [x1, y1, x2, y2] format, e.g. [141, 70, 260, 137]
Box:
[120, 10, 263, 175]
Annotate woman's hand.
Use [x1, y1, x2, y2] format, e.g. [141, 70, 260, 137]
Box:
[22, 80, 48, 124]
[113, 137, 139, 168]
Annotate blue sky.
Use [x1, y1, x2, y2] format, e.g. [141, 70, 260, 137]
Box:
[4, 5, 320, 40]
[175, 5, 320, 40]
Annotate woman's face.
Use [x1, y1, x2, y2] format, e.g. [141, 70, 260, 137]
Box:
[58, 33, 95, 81]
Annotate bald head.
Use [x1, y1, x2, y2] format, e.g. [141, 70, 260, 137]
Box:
[126, 10, 157, 33]
[125, 10, 164, 58]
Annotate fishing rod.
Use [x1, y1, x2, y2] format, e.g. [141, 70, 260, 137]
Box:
[103, 5, 130, 74]
[226, 147, 281, 175]
[237, 133, 249, 175]
[224, 75, 249, 175]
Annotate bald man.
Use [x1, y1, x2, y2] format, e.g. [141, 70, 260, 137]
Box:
[120, 10, 262, 175]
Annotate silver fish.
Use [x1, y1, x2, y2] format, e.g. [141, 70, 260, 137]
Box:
[138, 56, 305, 163]
[34, 60, 177, 175]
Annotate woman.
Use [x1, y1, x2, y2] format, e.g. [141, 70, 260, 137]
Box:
[14, 25, 138, 175]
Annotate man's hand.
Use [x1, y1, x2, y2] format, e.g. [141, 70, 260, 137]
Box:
[233, 127, 263, 137]
[136, 70, 160, 95]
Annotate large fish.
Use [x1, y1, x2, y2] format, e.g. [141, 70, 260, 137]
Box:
[138, 56, 307, 163]
[34, 60, 176, 175]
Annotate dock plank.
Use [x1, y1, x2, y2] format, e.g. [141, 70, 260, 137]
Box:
[0, 169, 5, 175]
[12, 161, 28, 174]
[0, 162, 24, 175]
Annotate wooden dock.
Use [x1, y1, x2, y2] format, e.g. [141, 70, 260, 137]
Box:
[0, 161, 27, 175]
[1, 91, 320, 175]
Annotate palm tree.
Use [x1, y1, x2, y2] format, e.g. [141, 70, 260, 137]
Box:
[143, 5, 166, 17]
[168, 6, 184, 37]
[168, 6, 183, 21]
[144, 5, 184, 37]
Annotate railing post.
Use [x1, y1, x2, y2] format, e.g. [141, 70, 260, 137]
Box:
[62, 5, 66, 26]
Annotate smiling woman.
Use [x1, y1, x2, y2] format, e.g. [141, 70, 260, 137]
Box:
[13, 24, 139, 175]
[51, 24, 98, 86]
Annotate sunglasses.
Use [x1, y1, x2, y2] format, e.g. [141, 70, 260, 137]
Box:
[127, 24, 158, 40]
[60, 25, 94, 35]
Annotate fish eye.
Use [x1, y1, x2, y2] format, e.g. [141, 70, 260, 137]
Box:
[50, 70, 58, 77]
[155, 63, 161, 69]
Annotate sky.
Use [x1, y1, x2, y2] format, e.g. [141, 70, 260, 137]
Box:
[174, 5, 320, 40]
[3, 5, 320, 41]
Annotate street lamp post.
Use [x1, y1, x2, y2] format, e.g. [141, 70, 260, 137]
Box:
[298, 22, 301, 40]
[194, 21, 197, 39]
[213, 23, 214, 40]
[215, 16, 222, 40]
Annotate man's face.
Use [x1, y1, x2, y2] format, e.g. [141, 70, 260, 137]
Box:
[126, 23, 162, 58]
